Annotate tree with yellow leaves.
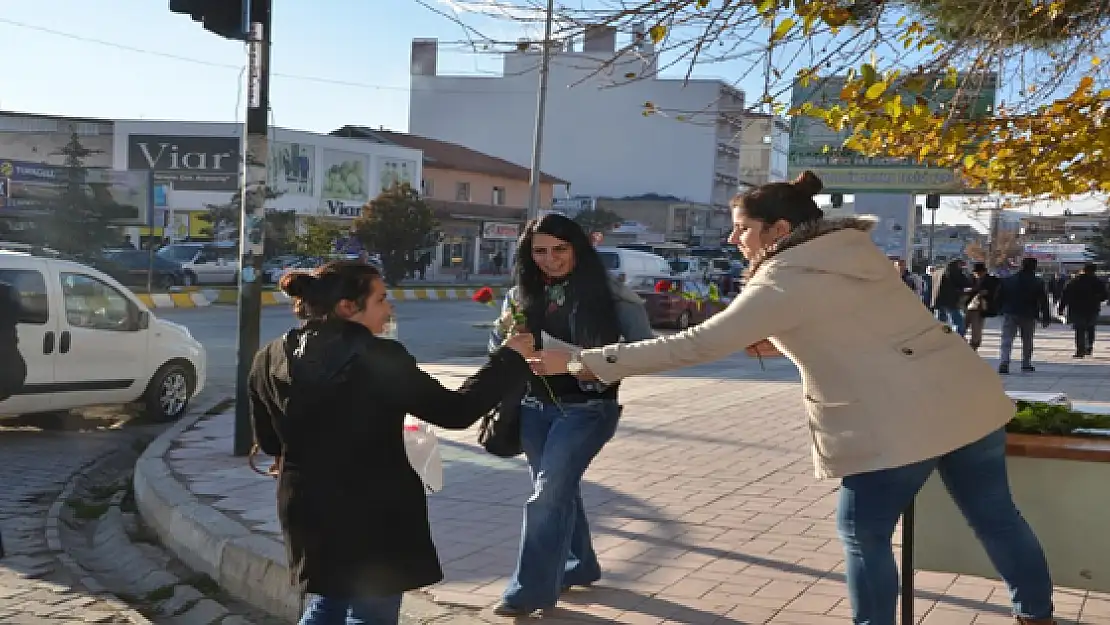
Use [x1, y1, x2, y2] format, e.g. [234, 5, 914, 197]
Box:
[465, 0, 1107, 200]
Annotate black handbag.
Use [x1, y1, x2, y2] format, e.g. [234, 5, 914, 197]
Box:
[478, 381, 527, 458]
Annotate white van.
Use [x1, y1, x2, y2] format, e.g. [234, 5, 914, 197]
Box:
[157, 242, 240, 286]
[0, 250, 207, 422]
[595, 246, 673, 285]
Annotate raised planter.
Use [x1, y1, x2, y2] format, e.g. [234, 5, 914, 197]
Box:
[913, 394, 1110, 592]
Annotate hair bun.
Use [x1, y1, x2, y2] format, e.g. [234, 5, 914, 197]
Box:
[280, 272, 316, 299]
[792, 170, 824, 197]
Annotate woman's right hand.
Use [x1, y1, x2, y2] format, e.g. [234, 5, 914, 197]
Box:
[503, 332, 535, 358]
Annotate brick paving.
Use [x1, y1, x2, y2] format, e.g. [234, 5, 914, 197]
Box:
[0, 431, 136, 623]
[168, 321, 1110, 624]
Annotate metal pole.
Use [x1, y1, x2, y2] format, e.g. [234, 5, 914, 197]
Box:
[986, 197, 1002, 270]
[526, 0, 556, 222]
[901, 501, 915, 624]
[926, 207, 936, 265]
[233, 0, 271, 456]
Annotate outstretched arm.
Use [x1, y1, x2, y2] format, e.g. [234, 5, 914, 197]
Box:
[557, 272, 805, 383]
[374, 339, 532, 430]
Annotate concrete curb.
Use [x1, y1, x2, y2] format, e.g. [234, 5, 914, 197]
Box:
[136, 288, 506, 309]
[45, 446, 154, 625]
[133, 401, 486, 624]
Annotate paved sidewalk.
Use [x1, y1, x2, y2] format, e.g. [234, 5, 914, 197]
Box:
[137, 322, 1110, 624]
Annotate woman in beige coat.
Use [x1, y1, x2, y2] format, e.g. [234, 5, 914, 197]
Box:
[530, 172, 1055, 625]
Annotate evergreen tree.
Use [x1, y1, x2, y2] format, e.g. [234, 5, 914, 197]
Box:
[42, 133, 130, 256]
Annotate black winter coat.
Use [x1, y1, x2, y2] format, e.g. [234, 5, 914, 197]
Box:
[1058, 273, 1108, 323]
[248, 319, 528, 598]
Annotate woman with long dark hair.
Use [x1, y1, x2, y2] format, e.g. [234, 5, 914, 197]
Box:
[249, 261, 533, 625]
[489, 214, 654, 616]
[531, 173, 1056, 625]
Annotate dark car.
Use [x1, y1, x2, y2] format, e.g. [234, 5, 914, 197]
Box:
[97, 250, 189, 290]
[631, 275, 728, 329]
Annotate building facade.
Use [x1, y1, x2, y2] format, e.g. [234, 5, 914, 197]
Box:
[408, 29, 749, 208]
[737, 113, 790, 187]
[112, 120, 422, 244]
[332, 127, 569, 278]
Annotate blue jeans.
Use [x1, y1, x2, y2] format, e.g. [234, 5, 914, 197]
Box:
[299, 594, 402, 625]
[837, 428, 1053, 625]
[936, 306, 967, 336]
[502, 399, 620, 609]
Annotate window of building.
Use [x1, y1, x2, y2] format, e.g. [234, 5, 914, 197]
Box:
[421, 179, 434, 198]
[455, 182, 471, 202]
[492, 186, 506, 205]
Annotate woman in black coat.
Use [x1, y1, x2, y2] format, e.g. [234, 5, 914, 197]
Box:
[249, 261, 532, 625]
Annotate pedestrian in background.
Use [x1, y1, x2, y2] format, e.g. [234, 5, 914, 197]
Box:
[996, 257, 1053, 374]
[965, 262, 1001, 351]
[1057, 262, 1108, 358]
[0, 279, 28, 560]
[531, 171, 1056, 625]
[933, 259, 970, 336]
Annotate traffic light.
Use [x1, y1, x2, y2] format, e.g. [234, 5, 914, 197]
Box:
[169, 0, 248, 41]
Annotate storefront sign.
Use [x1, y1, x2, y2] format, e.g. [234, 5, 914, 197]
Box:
[322, 199, 363, 219]
[1023, 243, 1092, 263]
[0, 159, 151, 225]
[127, 135, 240, 191]
[321, 150, 369, 203]
[482, 222, 520, 240]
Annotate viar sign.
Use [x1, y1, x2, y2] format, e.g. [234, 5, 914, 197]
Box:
[127, 134, 240, 191]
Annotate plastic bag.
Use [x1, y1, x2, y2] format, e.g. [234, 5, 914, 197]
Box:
[403, 416, 443, 494]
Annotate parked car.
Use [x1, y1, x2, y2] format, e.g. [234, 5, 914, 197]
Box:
[157, 242, 239, 285]
[0, 249, 207, 421]
[631, 275, 728, 330]
[97, 249, 190, 290]
[596, 247, 673, 285]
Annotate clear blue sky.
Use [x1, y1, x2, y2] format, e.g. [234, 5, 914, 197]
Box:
[1, 0, 1098, 223]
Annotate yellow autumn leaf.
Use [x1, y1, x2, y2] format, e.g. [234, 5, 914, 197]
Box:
[865, 82, 887, 100]
[771, 18, 795, 42]
[649, 24, 667, 44]
[1093, 57, 1102, 66]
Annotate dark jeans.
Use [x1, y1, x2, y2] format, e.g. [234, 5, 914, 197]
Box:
[936, 306, 966, 337]
[1074, 319, 1096, 355]
[502, 399, 620, 610]
[999, 314, 1037, 368]
[837, 429, 1053, 625]
[299, 594, 402, 625]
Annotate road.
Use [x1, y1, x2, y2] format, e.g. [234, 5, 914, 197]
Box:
[156, 300, 499, 403]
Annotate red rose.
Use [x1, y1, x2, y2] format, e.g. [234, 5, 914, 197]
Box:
[472, 286, 496, 305]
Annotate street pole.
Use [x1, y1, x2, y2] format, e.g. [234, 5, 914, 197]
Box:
[233, 0, 271, 456]
[926, 206, 937, 266]
[986, 196, 1002, 271]
[526, 0, 555, 222]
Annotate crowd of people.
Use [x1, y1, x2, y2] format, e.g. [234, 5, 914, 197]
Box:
[897, 257, 1108, 369]
[248, 170, 1064, 625]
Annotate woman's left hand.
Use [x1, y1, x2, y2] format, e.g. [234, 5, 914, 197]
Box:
[528, 350, 570, 376]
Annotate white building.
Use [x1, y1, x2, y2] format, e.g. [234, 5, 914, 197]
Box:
[112, 120, 422, 240]
[408, 28, 750, 208]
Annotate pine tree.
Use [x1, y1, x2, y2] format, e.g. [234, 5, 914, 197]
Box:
[43, 133, 129, 256]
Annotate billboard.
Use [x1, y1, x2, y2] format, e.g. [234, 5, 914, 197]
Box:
[378, 158, 417, 192]
[789, 73, 998, 194]
[319, 149, 369, 219]
[269, 141, 315, 196]
[0, 159, 152, 225]
[127, 134, 240, 192]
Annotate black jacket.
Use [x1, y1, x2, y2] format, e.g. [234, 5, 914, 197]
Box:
[0, 282, 27, 401]
[998, 271, 1051, 322]
[934, 265, 970, 309]
[1058, 273, 1108, 323]
[248, 319, 528, 598]
[968, 274, 1002, 317]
